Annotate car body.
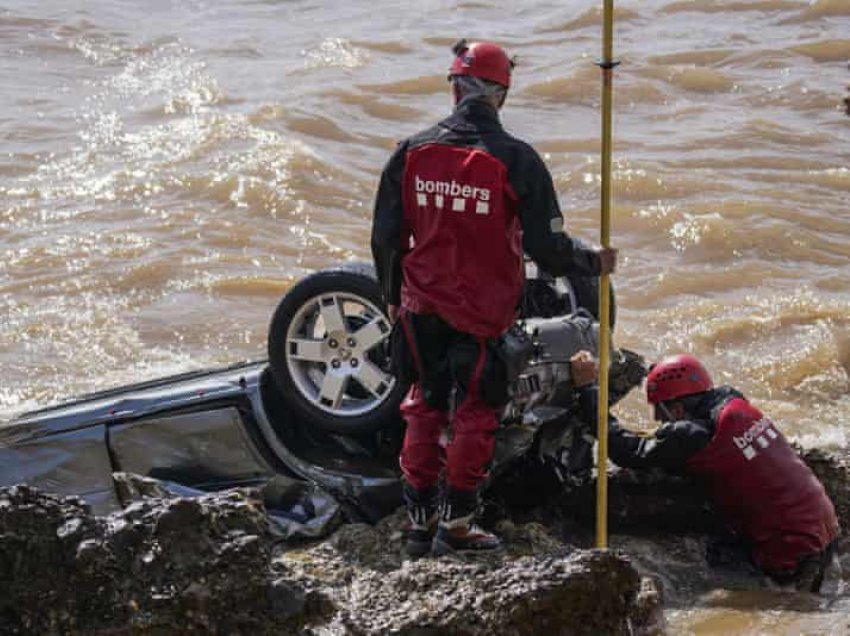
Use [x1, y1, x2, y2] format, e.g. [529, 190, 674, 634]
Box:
[0, 360, 401, 521]
[0, 262, 641, 528]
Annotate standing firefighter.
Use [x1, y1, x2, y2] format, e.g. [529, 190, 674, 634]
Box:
[570, 351, 840, 592]
[371, 40, 617, 557]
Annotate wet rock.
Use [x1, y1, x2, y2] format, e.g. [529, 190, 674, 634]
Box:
[1, 482, 659, 635]
[0, 484, 312, 635]
[113, 471, 178, 503]
[800, 446, 850, 532]
[275, 507, 658, 635]
[0, 486, 98, 634]
[331, 550, 642, 636]
[279, 544, 649, 635]
[798, 446, 850, 581]
[280, 507, 573, 579]
[631, 576, 667, 635]
[7, 444, 846, 635]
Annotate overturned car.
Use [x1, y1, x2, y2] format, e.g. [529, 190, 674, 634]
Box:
[0, 262, 646, 536]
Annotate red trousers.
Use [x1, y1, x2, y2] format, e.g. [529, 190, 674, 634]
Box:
[399, 343, 500, 492]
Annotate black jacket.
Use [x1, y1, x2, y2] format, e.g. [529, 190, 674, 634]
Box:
[371, 98, 601, 307]
[575, 385, 745, 470]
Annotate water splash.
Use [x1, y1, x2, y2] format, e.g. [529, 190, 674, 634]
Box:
[303, 38, 367, 69]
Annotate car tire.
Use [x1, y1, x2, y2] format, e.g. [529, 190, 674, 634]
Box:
[267, 262, 406, 436]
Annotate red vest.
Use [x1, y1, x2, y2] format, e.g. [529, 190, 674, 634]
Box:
[685, 397, 839, 572]
[399, 143, 524, 337]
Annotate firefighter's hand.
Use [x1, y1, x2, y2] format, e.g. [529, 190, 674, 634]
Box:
[387, 304, 399, 324]
[596, 246, 618, 275]
[570, 350, 598, 387]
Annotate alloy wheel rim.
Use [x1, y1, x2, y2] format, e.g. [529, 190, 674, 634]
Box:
[283, 291, 395, 417]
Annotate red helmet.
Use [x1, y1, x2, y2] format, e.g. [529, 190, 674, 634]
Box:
[449, 40, 513, 89]
[645, 354, 713, 404]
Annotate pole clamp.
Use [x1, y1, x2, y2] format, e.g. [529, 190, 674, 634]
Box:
[595, 59, 621, 70]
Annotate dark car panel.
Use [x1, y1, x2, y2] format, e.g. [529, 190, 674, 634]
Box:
[109, 406, 275, 489]
[0, 424, 118, 513]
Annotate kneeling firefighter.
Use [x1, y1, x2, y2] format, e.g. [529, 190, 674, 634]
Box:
[371, 40, 617, 557]
[570, 351, 840, 592]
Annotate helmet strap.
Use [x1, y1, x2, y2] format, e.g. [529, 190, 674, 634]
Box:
[656, 401, 676, 422]
[451, 82, 462, 106]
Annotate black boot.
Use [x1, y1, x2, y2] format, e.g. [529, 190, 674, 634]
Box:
[431, 486, 501, 556]
[403, 482, 438, 559]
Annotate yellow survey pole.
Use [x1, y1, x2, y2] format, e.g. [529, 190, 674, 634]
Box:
[595, 0, 617, 549]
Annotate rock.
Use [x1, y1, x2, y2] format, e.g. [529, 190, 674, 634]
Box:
[5, 443, 848, 635]
[632, 576, 667, 635]
[0, 486, 97, 634]
[799, 446, 850, 532]
[329, 550, 642, 636]
[0, 484, 312, 635]
[279, 545, 649, 635]
[798, 446, 850, 583]
[276, 508, 657, 635]
[113, 471, 179, 503]
[0, 482, 655, 635]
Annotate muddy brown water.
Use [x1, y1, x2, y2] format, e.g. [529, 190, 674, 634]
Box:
[1, 1, 848, 632]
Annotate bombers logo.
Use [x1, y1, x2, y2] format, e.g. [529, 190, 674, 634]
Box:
[414, 175, 491, 215]
[732, 416, 779, 461]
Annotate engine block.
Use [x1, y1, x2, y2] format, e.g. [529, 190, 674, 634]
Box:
[500, 312, 599, 423]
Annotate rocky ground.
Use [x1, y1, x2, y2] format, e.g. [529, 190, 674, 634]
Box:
[0, 481, 662, 635]
[1, 447, 848, 635]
